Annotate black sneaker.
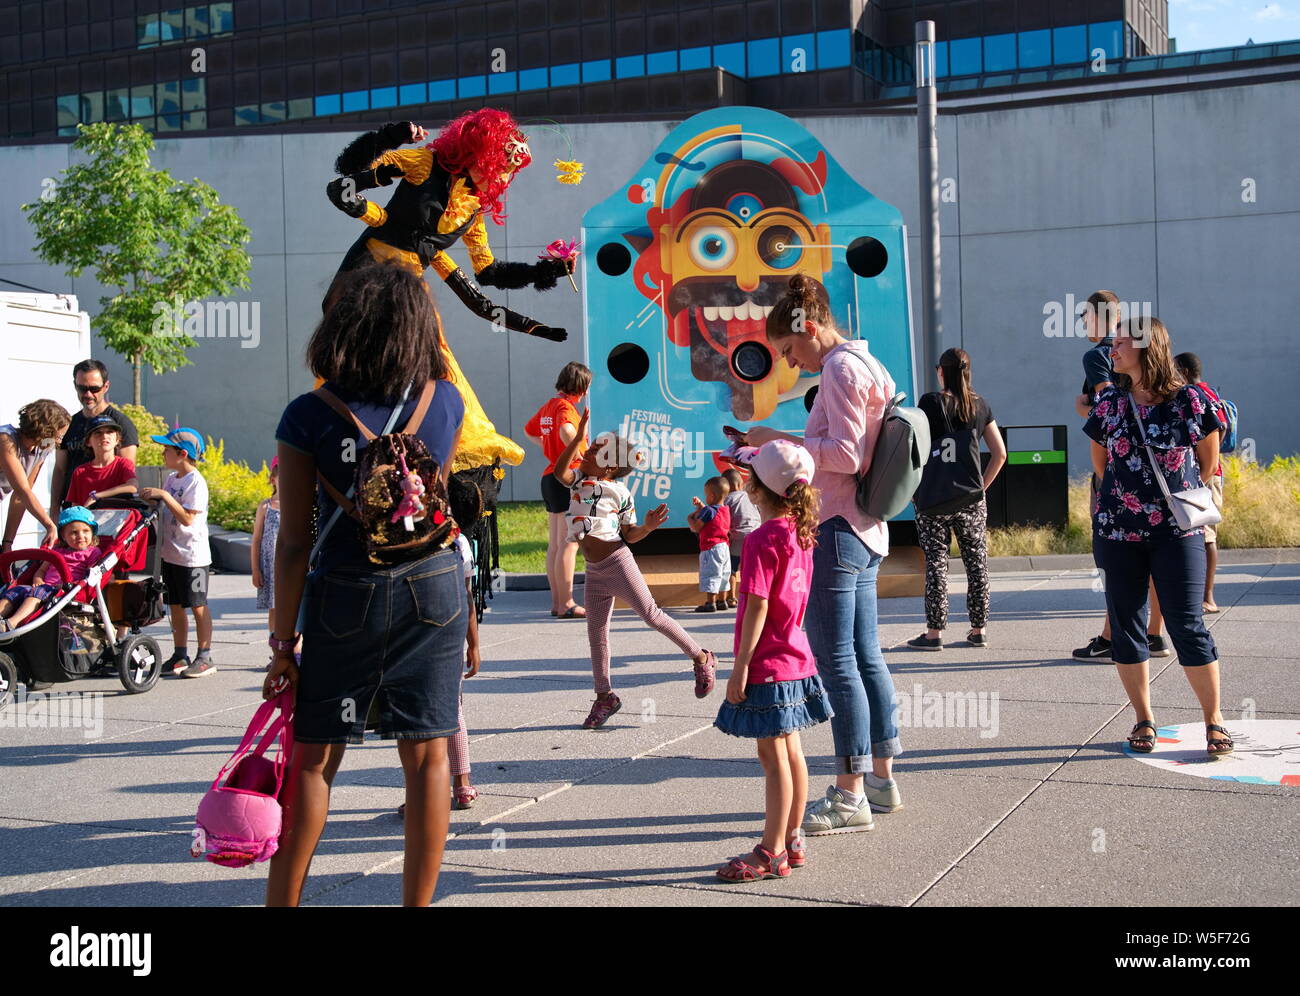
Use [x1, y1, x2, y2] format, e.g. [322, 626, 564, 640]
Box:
[1147, 635, 1171, 658]
[164, 650, 191, 677]
[967, 631, 990, 648]
[906, 634, 943, 651]
[1072, 636, 1112, 662]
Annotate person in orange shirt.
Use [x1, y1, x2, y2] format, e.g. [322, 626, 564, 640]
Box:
[525, 362, 592, 619]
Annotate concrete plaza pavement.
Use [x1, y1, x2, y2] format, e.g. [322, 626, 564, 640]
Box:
[1, 556, 1297, 908]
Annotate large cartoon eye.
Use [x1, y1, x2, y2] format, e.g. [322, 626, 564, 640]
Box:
[758, 225, 803, 270]
[724, 193, 763, 221]
[689, 226, 737, 271]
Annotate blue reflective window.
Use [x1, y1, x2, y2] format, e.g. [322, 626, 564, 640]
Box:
[342, 89, 369, 112]
[748, 38, 779, 77]
[315, 93, 340, 116]
[550, 63, 579, 86]
[616, 54, 645, 78]
[950, 36, 981, 76]
[932, 40, 948, 77]
[817, 29, 850, 69]
[647, 50, 677, 75]
[398, 82, 426, 104]
[1020, 28, 1051, 67]
[714, 41, 745, 75]
[518, 67, 548, 90]
[582, 59, 611, 82]
[1089, 21, 1122, 61]
[680, 46, 711, 71]
[371, 86, 396, 108]
[984, 32, 1015, 72]
[458, 76, 486, 97]
[782, 34, 816, 73]
[487, 71, 516, 94]
[1052, 25, 1086, 64]
[428, 79, 455, 102]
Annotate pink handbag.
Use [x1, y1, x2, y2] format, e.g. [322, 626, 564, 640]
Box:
[191, 692, 294, 867]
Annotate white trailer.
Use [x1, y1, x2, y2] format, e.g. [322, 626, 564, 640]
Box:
[0, 292, 92, 548]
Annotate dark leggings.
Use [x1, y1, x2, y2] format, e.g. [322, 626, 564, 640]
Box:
[1093, 534, 1218, 666]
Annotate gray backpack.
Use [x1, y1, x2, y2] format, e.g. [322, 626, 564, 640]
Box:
[843, 349, 931, 521]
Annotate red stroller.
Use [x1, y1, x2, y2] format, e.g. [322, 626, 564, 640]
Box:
[0, 498, 168, 709]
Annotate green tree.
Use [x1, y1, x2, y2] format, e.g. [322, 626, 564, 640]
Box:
[22, 122, 251, 404]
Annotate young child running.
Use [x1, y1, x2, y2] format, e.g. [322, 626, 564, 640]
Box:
[714, 440, 833, 883]
[250, 457, 283, 646]
[553, 408, 717, 729]
[721, 467, 759, 609]
[0, 507, 102, 631]
[138, 427, 213, 678]
[688, 476, 731, 612]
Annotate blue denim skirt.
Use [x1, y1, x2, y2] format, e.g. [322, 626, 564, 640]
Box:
[714, 674, 834, 740]
[295, 547, 467, 744]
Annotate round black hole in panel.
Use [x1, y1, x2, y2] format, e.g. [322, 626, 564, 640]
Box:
[607, 342, 649, 384]
[846, 236, 888, 278]
[803, 385, 819, 413]
[730, 341, 773, 383]
[597, 242, 632, 276]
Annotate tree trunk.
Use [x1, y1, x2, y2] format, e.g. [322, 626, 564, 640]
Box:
[133, 351, 142, 406]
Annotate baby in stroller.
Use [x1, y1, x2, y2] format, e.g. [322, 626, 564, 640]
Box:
[0, 507, 100, 631]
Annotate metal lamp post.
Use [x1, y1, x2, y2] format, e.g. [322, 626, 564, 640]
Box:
[916, 20, 942, 394]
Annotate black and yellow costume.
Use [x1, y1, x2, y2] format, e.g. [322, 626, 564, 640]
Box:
[326, 121, 572, 471]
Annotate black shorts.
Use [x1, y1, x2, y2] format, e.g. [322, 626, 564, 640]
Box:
[540, 472, 571, 514]
[162, 562, 210, 607]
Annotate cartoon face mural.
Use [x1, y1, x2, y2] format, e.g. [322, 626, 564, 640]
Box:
[582, 107, 916, 525]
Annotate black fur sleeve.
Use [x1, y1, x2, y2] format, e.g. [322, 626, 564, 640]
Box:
[476, 257, 568, 291]
[333, 121, 417, 175]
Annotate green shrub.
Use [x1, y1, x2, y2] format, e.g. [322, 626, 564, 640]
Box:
[119, 404, 170, 466]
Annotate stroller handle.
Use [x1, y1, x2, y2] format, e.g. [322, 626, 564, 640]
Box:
[0, 548, 71, 586]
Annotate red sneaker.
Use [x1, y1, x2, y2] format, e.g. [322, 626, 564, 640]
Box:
[717, 845, 791, 883]
[582, 693, 622, 729]
[693, 650, 716, 699]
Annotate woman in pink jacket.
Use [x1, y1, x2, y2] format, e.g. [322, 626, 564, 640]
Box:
[744, 274, 901, 837]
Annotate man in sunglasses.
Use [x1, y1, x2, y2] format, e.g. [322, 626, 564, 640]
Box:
[49, 359, 140, 509]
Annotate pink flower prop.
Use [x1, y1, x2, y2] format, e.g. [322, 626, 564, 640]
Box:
[541, 239, 582, 261]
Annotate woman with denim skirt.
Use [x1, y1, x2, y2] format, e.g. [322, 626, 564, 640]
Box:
[264, 264, 467, 906]
[1083, 317, 1233, 759]
[744, 274, 902, 835]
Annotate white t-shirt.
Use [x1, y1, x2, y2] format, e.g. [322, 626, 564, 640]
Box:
[160, 469, 210, 567]
[565, 477, 637, 543]
[455, 534, 474, 581]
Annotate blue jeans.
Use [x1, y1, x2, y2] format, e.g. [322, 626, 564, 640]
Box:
[806, 516, 902, 773]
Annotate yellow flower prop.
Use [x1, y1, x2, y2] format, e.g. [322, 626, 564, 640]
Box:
[554, 159, 585, 185]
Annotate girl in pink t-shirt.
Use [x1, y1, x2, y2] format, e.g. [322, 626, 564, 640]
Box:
[714, 440, 833, 883]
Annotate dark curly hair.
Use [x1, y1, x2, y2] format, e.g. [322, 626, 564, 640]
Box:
[308, 264, 448, 403]
[17, 399, 72, 443]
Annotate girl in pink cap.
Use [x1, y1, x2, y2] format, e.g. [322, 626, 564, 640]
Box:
[714, 440, 833, 883]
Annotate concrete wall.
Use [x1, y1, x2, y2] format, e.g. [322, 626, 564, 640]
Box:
[2, 77, 1295, 492]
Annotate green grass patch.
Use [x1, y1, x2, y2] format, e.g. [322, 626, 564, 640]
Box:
[495, 502, 586, 575]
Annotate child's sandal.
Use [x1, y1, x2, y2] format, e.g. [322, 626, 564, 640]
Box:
[716, 845, 791, 883]
[453, 785, 479, 809]
[1206, 724, 1234, 758]
[786, 831, 806, 869]
[1127, 719, 1157, 753]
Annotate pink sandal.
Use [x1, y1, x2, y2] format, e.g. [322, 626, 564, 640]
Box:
[786, 831, 806, 869]
[693, 651, 716, 699]
[717, 845, 791, 883]
[453, 785, 479, 809]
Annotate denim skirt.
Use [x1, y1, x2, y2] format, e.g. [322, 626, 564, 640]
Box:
[294, 546, 467, 744]
[714, 674, 834, 740]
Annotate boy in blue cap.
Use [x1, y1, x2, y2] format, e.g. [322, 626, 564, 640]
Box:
[138, 427, 214, 678]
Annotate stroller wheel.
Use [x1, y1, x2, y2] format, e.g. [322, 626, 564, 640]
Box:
[0, 652, 16, 711]
[117, 635, 163, 694]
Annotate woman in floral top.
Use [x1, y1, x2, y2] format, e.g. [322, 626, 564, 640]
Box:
[1083, 317, 1232, 759]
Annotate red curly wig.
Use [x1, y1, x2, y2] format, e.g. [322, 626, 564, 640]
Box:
[428, 108, 531, 225]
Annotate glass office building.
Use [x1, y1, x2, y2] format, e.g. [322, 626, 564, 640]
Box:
[5, 0, 1282, 144]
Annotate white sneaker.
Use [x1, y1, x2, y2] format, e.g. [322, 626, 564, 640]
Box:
[865, 779, 903, 813]
[801, 786, 876, 836]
